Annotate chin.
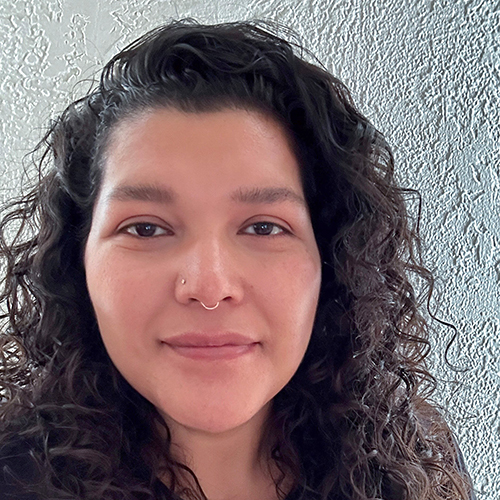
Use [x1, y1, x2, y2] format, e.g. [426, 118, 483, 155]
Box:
[159, 399, 271, 435]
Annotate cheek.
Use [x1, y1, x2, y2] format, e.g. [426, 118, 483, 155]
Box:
[85, 251, 167, 344]
[257, 250, 321, 342]
[277, 250, 320, 306]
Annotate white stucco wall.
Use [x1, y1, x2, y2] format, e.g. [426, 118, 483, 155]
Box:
[0, 1, 497, 498]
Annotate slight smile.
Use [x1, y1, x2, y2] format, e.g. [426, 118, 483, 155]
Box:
[162, 332, 260, 360]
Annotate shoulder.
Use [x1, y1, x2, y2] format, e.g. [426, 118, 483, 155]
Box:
[0, 435, 40, 500]
[416, 399, 476, 500]
[453, 439, 477, 500]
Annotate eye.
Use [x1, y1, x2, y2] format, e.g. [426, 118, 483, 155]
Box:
[121, 222, 170, 238]
[242, 221, 288, 237]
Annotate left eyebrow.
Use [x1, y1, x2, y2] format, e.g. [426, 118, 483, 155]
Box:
[230, 187, 307, 208]
[106, 184, 307, 208]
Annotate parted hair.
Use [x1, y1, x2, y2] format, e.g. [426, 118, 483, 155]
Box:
[0, 19, 472, 500]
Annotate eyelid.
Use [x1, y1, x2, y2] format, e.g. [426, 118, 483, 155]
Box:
[241, 220, 291, 237]
[115, 217, 292, 238]
[128, 224, 168, 237]
[117, 218, 172, 238]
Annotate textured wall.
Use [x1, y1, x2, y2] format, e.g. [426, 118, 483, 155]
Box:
[0, 0, 498, 498]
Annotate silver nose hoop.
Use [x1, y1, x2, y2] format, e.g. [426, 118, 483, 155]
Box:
[200, 301, 220, 310]
[180, 278, 220, 310]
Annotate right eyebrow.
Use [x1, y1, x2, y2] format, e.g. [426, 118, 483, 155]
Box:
[107, 184, 177, 204]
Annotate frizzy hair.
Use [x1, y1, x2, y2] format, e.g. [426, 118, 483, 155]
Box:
[0, 19, 472, 500]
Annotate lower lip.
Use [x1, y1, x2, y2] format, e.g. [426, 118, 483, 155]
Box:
[165, 343, 258, 360]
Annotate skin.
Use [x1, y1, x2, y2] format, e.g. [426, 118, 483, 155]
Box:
[84, 108, 322, 500]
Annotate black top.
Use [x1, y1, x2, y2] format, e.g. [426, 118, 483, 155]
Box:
[0, 436, 476, 500]
[1, 437, 38, 500]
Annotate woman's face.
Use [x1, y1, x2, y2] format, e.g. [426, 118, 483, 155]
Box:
[84, 108, 322, 434]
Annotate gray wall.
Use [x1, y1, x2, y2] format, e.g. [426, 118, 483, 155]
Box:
[0, 0, 498, 498]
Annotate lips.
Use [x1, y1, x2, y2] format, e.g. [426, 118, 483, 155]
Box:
[164, 332, 258, 347]
[162, 332, 259, 360]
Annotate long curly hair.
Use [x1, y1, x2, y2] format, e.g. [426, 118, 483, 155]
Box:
[0, 19, 472, 500]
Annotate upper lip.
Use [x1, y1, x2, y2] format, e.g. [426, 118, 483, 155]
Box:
[164, 332, 258, 347]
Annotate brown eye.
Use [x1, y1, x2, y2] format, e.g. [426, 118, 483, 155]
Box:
[123, 223, 169, 238]
[243, 222, 287, 236]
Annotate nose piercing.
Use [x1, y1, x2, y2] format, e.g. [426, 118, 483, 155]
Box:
[180, 278, 219, 310]
[200, 301, 220, 310]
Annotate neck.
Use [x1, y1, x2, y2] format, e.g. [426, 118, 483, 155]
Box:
[160, 404, 286, 500]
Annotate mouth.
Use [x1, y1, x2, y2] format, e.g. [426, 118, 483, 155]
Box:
[165, 344, 258, 360]
[162, 332, 259, 360]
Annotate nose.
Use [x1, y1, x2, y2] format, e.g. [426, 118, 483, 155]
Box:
[174, 234, 244, 309]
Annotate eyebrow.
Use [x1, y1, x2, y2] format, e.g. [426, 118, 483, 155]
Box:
[107, 184, 307, 208]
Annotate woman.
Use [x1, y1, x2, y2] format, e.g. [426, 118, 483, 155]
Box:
[0, 19, 474, 500]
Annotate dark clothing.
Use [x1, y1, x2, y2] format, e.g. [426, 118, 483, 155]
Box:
[0, 436, 476, 500]
[0, 437, 38, 500]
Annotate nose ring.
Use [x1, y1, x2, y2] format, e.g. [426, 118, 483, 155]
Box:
[180, 278, 220, 310]
[200, 301, 220, 310]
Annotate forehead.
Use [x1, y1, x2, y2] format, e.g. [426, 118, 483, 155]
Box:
[100, 108, 305, 200]
[105, 106, 297, 161]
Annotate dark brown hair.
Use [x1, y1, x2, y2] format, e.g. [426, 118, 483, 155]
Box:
[0, 19, 473, 500]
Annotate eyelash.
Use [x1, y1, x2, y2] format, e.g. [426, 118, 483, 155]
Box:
[120, 221, 289, 238]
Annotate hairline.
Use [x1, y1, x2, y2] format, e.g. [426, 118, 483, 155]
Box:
[93, 100, 306, 204]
